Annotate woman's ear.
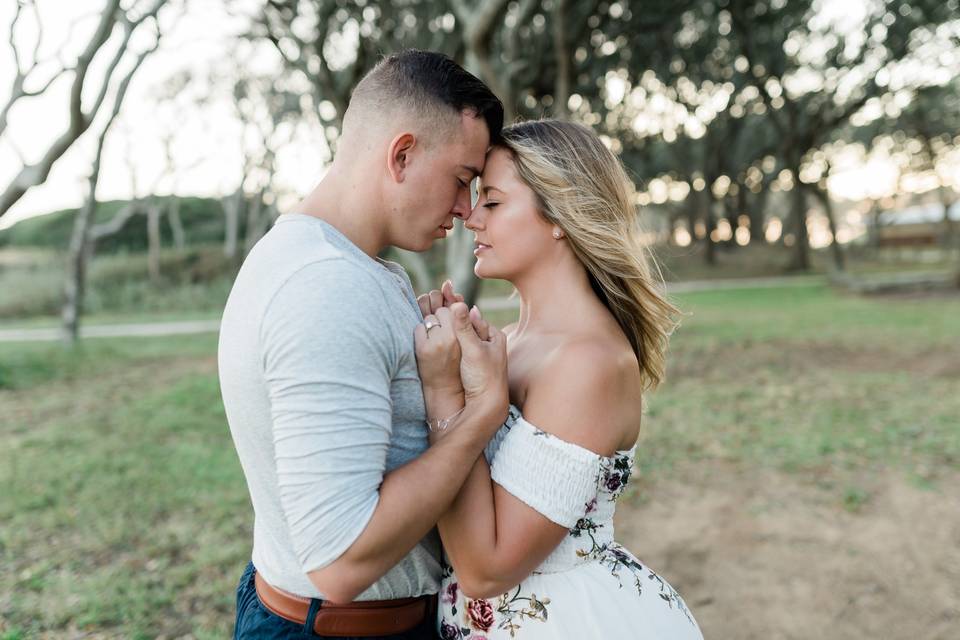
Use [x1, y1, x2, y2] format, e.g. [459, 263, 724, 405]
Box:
[386, 133, 416, 183]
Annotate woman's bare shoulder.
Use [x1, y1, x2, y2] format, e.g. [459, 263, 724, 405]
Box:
[521, 334, 641, 456]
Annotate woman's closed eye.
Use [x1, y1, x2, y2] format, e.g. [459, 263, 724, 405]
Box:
[483, 202, 499, 209]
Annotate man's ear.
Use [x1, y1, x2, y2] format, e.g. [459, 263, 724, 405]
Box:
[386, 133, 416, 183]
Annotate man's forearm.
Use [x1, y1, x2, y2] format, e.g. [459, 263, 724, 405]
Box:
[436, 455, 502, 594]
[306, 402, 504, 602]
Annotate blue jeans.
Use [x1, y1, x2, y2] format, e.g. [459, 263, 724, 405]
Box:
[233, 562, 438, 640]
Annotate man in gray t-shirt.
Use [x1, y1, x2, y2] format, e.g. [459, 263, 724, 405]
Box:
[220, 50, 508, 639]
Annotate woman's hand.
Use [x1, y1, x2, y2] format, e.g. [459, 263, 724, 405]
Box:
[416, 279, 463, 319]
[450, 302, 509, 424]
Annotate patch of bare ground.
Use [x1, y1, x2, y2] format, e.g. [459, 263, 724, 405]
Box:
[615, 465, 960, 639]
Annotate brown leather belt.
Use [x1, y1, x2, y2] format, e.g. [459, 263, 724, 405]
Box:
[254, 571, 436, 637]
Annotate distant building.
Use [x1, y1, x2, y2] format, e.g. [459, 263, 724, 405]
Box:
[876, 201, 959, 247]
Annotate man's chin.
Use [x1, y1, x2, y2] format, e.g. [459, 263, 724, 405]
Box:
[393, 236, 434, 253]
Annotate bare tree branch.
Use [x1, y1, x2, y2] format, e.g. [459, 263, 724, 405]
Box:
[0, 1, 76, 136]
[62, 22, 163, 343]
[0, 0, 175, 221]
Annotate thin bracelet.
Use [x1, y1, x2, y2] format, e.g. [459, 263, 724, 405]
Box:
[426, 406, 466, 433]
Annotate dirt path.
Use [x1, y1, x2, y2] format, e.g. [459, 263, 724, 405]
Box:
[614, 465, 960, 639]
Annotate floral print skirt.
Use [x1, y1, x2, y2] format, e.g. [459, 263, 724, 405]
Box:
[437, 544, 703, 639]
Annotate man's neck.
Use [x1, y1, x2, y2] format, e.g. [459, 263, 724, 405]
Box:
[295, 165, 387, 258]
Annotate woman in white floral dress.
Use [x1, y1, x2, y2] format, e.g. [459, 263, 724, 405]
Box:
[414, 120, 704, 639]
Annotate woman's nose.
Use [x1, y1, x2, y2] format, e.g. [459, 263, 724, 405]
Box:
[464, 204, 486, 230]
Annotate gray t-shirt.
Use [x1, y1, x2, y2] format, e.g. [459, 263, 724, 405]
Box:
[218, 213, 440, 600]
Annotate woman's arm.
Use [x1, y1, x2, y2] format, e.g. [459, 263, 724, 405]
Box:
[436, 454, 568, 599]
[434, 341, 634, 599]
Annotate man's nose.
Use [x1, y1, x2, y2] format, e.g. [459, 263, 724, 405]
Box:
[451, 187, 472, 219]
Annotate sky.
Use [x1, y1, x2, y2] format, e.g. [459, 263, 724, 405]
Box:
[0, 0, 328, 230]
[0, 0, 957, 233]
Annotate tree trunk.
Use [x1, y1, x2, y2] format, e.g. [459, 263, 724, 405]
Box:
[223, 189, 243, 259]
[750, 187, 769, 242]
[60, 16, 160, 343]
[939, 187, 956, 251]
[810, 184, 845, 272]
[721, 194, 738, 249]
[685, 191, 699, 244]
[62, 193, 98, 344]
[244, 191, 265, 255]
[866, 198, 882, 250]
[788, 167, 810, 271]
[704, 193, 719, 266]
[551, 0, 570, 120]
[167, 196, 185, 250]
[146, 201, 162, 283]
[733, 183, 750, 245]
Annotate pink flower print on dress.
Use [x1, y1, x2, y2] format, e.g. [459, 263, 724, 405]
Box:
[467, 598, 495, 632]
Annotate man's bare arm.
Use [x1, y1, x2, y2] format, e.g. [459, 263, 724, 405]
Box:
[308, 301, 508, 602]
[307, 400, 504, 603]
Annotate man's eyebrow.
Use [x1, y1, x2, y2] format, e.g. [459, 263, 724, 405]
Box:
[459, 164, 482, 177]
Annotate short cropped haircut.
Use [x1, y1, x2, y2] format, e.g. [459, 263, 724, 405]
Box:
[344, 49, 504, 145]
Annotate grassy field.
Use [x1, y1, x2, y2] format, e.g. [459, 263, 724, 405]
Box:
[1, 283, 958, 637]
[2, 242, 957, 325]
[0, 248, 238, 321]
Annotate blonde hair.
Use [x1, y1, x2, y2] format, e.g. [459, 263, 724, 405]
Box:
[498, 119, 681, 392]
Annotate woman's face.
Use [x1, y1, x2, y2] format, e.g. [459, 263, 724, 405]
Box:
[465, 147, 557, 281]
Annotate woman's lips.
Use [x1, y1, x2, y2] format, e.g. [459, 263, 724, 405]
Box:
[473, 243, 491, 256]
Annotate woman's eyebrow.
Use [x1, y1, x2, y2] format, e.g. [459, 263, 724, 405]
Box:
[481, 184, 503, 195]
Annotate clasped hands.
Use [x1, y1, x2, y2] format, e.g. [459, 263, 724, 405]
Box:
[414, 280, 508, 436]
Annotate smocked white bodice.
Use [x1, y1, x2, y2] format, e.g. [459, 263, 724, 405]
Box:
[483, 405, 636, 573]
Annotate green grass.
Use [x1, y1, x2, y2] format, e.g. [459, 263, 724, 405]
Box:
[671, 283, 959, 347]
[0, 246, 238, 320]
[0, 334, 218, 390]
[637, 284, 960, 480]
[0, 309, 223, 331]
[1, 334, 242, 637]
[1, 283, 958, 636]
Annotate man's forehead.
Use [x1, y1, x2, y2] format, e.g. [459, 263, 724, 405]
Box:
[457, 163, 483, 177]
[440, 111, 490, 172]
[459, 110, 491, 148]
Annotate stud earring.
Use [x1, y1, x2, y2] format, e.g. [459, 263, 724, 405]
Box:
[553, 230, 562, 239]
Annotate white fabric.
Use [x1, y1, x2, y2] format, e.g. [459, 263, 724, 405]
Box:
[438, 408, 704, 639]
[490, 416, 599, 528]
